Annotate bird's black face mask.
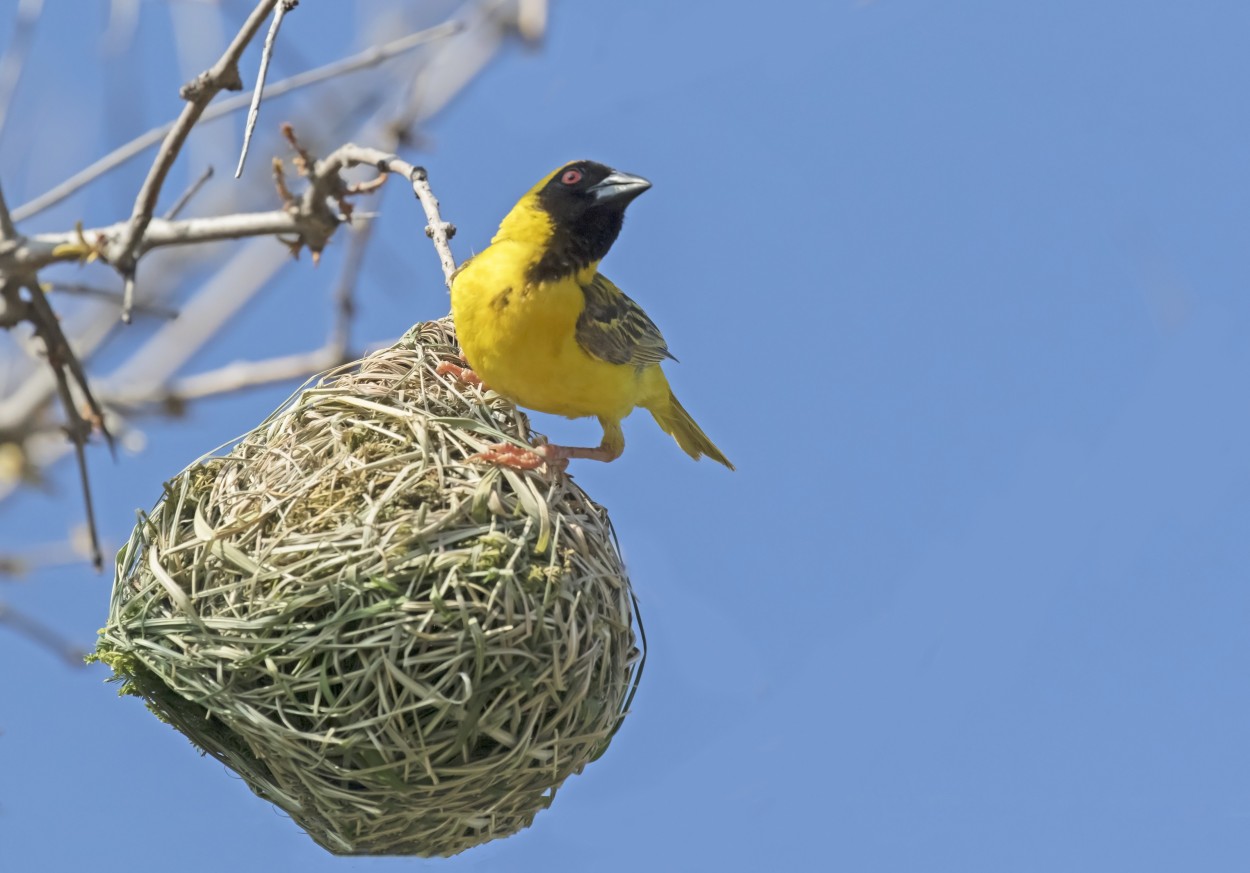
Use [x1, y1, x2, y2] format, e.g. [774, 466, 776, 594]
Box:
[530, 161, 651, 282]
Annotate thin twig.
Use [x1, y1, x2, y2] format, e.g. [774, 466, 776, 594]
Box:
[84, 154, 438, 418]
[307, 144, 459, 284]
[67, 432, 101, 570]
[163, 165, 215, 220]
[23, 283, 112, 452]
[104, 350, 367, 418]
[235, 0, 298, 178]
[89, 225, 377, 417]
[290, 141, 462, 278]
[45, 282, 179, 319]
[162, 347, 344, 404]
[23, 283, 108, 569]
[120, 275, 137, 322]
[41, 353, 102, 571]
[9, 19, 462, 223]
[0, 8, 525, 594]
[328, 217, 374, 358]
[114, 0, 282, 323]
[346, 174, 388, 196]
[272, 158, 296, 207]
[0, 602, 88, 666]
[93, 237, 294, 409]
[0, 537, 90, 577]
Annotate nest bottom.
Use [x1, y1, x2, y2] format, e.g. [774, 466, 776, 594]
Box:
[94, 320, 644, 856]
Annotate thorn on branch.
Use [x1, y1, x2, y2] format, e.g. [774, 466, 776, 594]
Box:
[80, 400, 107, 436]
[276, 235, 304, 259]
[120, 272, 137, 324]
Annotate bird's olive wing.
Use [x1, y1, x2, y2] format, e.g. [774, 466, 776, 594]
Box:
[575, 273, 675, 367]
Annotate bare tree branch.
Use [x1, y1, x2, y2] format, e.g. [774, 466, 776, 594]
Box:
[114, 0, 283, 322]
[44, 282, 178, 320]
[22, 282, 110, 569]
[409, 166, 459, 287]
[79, 152, 455, 419]
[0, 601, 88, 666]
[22, 284, 111, 450]
[0, 278, 28, 329]
[300, 143, 459, 285]
[99, 248, 297, 422]
[236, 0, 298, 178]
[10, 19, 462, 223]
[162, 348, 342, 406]
[103, 216, 380, 416]
[328, 217, 374, 356]
[0, 0, 532, 594]
[0, 535, 94, 578]
[16, 209, 315, 268]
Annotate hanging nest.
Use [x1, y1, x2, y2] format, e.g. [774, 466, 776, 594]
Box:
[92, 319, 644, 857]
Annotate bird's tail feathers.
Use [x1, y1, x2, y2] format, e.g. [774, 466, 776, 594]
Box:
[648, 390, 734, 470]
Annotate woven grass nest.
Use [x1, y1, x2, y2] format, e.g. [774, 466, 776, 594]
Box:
[93, 319, 644, 857]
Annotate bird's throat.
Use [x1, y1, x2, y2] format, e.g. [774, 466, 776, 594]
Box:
[527, 207, 623, 284]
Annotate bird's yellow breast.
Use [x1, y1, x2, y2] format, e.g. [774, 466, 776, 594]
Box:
[450, 242, 657, 420]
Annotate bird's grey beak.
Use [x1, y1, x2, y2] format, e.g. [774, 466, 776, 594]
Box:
[587, 170, 651, 205]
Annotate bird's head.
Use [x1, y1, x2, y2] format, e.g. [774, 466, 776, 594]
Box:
[497, 160, 651, 282]
[535, 160, 651, 225]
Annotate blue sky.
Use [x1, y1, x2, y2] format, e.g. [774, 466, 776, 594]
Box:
[2, 1, 1249, 870]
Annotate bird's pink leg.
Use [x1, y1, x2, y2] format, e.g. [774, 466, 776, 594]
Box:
[473, 417, 625, 470]
[442, 368, 626, 470]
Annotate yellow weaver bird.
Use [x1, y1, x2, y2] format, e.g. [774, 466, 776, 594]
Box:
[441, 160, 733, 470]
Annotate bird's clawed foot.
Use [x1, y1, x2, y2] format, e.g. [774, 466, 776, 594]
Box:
[436, 357, 483, 387]
[469, 442, 568, 472]
[467, 440, 619, 471]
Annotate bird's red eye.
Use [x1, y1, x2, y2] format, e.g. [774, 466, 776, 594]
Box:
[561, 168, 583, 185]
